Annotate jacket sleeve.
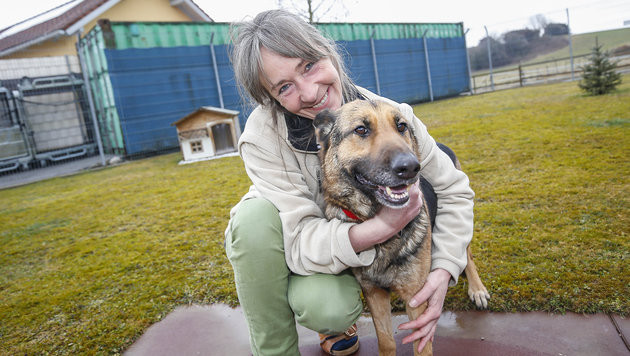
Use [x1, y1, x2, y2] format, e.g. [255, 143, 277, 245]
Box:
[239, 136, 376, 276]
[399, 102, 475, 285]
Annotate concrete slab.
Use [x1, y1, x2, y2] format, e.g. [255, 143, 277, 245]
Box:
[0, 154, 114, 190]
[124, 304, 629, 356]
[435, 311, 627, 356]
[611, 314, 630, 350]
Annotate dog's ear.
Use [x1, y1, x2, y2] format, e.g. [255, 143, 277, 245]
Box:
[313, 109, 337, 151]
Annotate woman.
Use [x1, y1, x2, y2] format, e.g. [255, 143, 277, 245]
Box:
[225, 9, 474, 355]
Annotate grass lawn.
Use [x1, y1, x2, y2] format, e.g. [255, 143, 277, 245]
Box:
[530, 27, 630, 63]
[1, 76, 629, 354]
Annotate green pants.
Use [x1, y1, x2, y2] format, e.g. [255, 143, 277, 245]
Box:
[225, 198, 363, 356]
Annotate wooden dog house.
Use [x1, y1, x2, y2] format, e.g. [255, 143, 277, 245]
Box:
[172, 107, 240, 163]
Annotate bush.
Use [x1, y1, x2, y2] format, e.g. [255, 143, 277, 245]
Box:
[578, 44, 622, 95]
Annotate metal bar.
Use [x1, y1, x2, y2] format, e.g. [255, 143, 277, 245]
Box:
[369, 28, 381, 95]
[83, 35, 108, 151]
[464, 27, 474, 94]
[66, 55, 90, 142]
[484, 26, 494, 91]
[567, 8, 575, 81]
[422, 30, 434, 102]
[210, 32, 224, 109]
[76, 32, 106, 167]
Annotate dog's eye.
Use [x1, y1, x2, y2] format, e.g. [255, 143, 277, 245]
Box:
[354, 126, 369, 136]
[396, 122, 408, 134]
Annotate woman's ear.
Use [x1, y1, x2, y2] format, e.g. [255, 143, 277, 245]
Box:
[313, 109, 337, 151]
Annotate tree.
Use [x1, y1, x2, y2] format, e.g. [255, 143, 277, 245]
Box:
[502, 31, 530, 57]
[578, 44, 622, 95]
[528, 14, 548, 34]
[277, 0, 349, 23]
[468, 36, 510, 71]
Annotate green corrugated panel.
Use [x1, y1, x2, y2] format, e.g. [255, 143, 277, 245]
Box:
[78, 26, 126, 154]
[109, 22, 232, 49]
[316, 22, 463, 41]
[89, 21, 462, 50]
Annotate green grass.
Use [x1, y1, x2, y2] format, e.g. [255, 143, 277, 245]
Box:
[417, 76, 630, 313]
[472, 27, 630, 77]
[1, 76, 629, 354]
[530, 27, 630, 63]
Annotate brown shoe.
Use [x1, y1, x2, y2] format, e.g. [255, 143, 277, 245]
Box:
[318, 324, 359, 355]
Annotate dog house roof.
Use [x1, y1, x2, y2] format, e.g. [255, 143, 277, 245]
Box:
[171, 106, 239, 127]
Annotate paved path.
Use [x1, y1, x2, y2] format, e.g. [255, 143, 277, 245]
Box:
[125, 304, 629, 355]
[0, 155, 114, 190]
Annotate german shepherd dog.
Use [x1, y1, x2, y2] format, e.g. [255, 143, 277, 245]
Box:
[314, 100, 489, 355]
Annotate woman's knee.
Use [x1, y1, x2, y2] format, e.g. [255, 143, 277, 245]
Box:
[288, 272, 363, 334]
[228, 198, 282, 249]
[226, 198, 285, 266]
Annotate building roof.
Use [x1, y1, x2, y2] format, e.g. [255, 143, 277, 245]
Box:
[0, 0, 212, 56]
[172, 106, 240, 127]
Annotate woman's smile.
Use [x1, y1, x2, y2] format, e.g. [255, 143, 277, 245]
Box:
[311, 90, 329, 109]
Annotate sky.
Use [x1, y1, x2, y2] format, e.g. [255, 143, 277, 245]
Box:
[0, 0, 628, 46]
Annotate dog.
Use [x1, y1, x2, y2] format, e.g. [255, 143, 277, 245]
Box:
[313, 99, 489, 355]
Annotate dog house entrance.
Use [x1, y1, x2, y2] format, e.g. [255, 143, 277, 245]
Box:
[211, 123, 235, 154]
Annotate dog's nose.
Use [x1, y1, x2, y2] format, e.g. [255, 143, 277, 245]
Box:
[391, 152, 420, 179]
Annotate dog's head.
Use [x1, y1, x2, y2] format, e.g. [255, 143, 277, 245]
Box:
[314, 100, 420, 213]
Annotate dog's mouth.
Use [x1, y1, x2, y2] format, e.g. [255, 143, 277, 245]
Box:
[356, 174, 414, 207]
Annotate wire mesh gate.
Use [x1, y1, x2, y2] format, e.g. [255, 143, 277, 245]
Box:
[0, 73, 97, 173]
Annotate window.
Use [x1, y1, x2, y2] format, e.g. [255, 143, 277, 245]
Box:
[190, 140, 203, 153]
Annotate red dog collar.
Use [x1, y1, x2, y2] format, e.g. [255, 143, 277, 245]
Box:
[342, 208, 360, 221]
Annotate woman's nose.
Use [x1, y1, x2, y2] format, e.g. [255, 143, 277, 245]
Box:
[298, 82, 318, 104]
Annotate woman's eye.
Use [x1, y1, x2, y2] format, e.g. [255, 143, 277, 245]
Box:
[397, 122, 407, 133]
[279, 84, 290, 95]
[354, 126, 368, 136]
[305, 61, 315, 71]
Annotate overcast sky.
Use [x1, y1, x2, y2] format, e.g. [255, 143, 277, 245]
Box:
[1, 0, 628, 46]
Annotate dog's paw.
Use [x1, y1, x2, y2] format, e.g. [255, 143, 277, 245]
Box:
[468, 287, 490, 309]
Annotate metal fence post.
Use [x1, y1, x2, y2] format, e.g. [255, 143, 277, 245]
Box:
[209, 32, 224, 109]
[422, 30, 434, 102]
[464, 28, 474, 95]
[484, 26, 495, 91]
[76, 32, 106, 167]
[369, 28, 381, 95]
[566, 8, 575, 81]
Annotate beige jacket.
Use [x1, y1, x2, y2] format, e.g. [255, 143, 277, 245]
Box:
[228, 89, 474, 284]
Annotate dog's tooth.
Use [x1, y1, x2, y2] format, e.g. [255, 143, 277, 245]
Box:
[386, 186, 393, 197]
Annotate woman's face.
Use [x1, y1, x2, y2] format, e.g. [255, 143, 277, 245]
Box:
[260, 47, 343, 119]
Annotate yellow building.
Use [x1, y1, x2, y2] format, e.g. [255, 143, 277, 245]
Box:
[0, 0, 212, 59]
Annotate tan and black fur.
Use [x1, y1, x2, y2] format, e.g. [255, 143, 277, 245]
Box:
[314, 100, 489, 356]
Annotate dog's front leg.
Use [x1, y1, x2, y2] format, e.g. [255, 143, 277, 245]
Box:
[404, 300, 433, 356]
[362, 285, 396, 356]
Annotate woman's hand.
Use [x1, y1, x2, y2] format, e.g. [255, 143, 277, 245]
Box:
[348, 180, 423, 252]
[398, 268, 451, 352]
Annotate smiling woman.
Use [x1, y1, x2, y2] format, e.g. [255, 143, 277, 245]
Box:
[224, 9, 475, 355]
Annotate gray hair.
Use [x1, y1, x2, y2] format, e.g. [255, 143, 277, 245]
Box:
[229, 9, 358, 114]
